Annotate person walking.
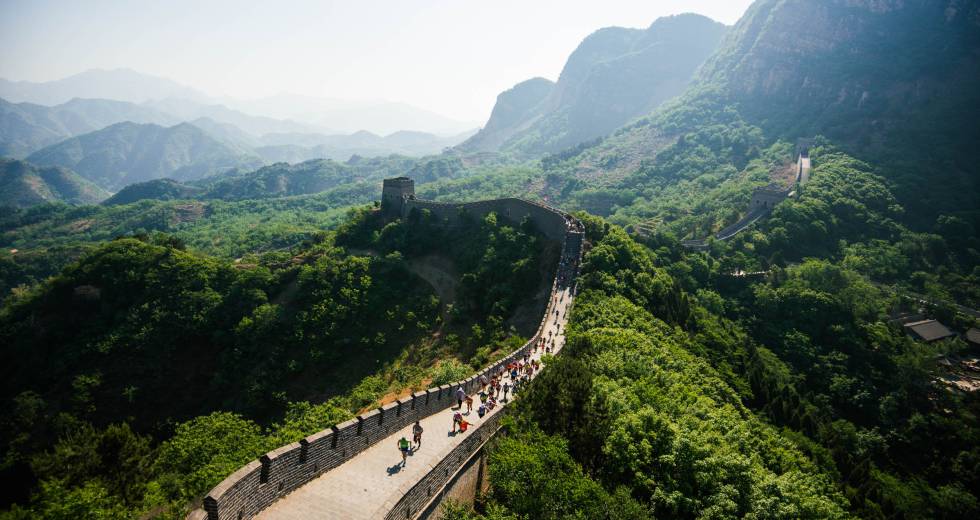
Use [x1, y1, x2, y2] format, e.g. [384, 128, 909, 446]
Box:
[465, 395, 474, 413]
[455, 386, 465, 409]
[412, 421, 423, 448]
[398, 436, 410, 466]
[502, 381, 510, 401]
[452, 411, 463, 433]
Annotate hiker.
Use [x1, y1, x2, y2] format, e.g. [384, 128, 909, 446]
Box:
[398, 436, 410, 466]
[502, 382, 510, 401]
[455, 386, 465, 409]
[412, 421, 423, 448]
[465, 395, 474, 413]
[452, 411, 463, 433]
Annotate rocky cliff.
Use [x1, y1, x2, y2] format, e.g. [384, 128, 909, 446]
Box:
[461, 14, 727, 156]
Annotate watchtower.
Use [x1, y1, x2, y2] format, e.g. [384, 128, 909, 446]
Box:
[381, 177, 415, 218]
[796, 138, 814, 158]
[750, 184, 790, 210]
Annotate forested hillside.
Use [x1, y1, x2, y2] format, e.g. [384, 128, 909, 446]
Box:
[452, 206, 978, 519]
[0, 207, 556, 517]
[0, 158, 109, 208]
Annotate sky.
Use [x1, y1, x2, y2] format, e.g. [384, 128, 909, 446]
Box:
[0, 0, 754, 123]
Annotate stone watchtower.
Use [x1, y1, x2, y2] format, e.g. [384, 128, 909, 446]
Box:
[381, 177, 415, 218]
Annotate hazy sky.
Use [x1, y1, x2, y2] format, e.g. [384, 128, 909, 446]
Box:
[0, 0, 753, 122]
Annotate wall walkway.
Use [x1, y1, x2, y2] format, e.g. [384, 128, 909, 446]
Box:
[187, 194, 584, 520]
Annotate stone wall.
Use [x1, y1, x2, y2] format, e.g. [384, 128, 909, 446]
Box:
[423, 449, 489, 520]
[188, 186, 584, 520]
[404, 197, 572, 242]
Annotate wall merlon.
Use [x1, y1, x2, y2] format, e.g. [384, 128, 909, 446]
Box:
[303, 428, 332, 447]
[207, 460, 262, 500]
[263, 442, 301, 463]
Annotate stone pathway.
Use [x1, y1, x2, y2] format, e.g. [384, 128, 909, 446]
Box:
[257, 285, 575, 520]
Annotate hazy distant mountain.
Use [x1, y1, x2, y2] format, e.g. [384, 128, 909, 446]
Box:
[1, 68, 477, 137]
[0, 158, 109, 207]
[457, 78, 555, 152]
[144, 98, 323, 137]
[0, 68, 209, 106]
[0, 97, 178, 158]
[26, 122, 263, 191]
[187, 117, 260, 149]
[461, 14, 727, 155]
[224, 94, 479, 136]
[254, 128, 476, 162]
[307, 102, 478, 136]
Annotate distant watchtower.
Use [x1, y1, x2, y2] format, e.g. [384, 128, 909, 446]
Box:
[796, 138, 814, 158]
[381, 177, 415, 218]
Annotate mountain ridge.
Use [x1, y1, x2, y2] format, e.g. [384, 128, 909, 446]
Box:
[25, 121, 264, 191]
[460, 14, 728, 156]
[0, 158, 110, 207]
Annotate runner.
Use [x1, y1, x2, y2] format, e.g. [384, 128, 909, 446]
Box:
[398, 436, 410, 466]
[455, 386, 465, 409]
[412, 421, 423, 448]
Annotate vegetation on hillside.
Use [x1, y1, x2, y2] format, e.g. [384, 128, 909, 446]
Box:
[0, 207, 553, 518]
[0, 158, 109, 208]
[456, 204, 978, 519]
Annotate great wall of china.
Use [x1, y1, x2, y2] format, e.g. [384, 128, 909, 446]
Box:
[188, 178, 584, 520]
[681, 142, 812, 250]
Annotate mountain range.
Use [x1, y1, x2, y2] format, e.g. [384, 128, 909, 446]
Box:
[460, 14, 727, 155]
[0, 68, 478, 136]
[0, 97, 177, 158]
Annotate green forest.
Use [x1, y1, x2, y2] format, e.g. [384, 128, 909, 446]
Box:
[449, 204, 978, 519]
[0, 208, 555, 518]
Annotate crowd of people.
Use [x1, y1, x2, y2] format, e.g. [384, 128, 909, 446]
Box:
[396, 220, 582, 466]
[451, 354, 544, 432]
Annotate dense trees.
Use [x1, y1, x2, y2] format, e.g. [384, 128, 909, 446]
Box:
[463, 226, 853, 519]
[0, 206, 553, 518]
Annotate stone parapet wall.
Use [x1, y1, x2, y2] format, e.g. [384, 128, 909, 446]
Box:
[189, 191, 583, 520]
[404, 197, 572, 242]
